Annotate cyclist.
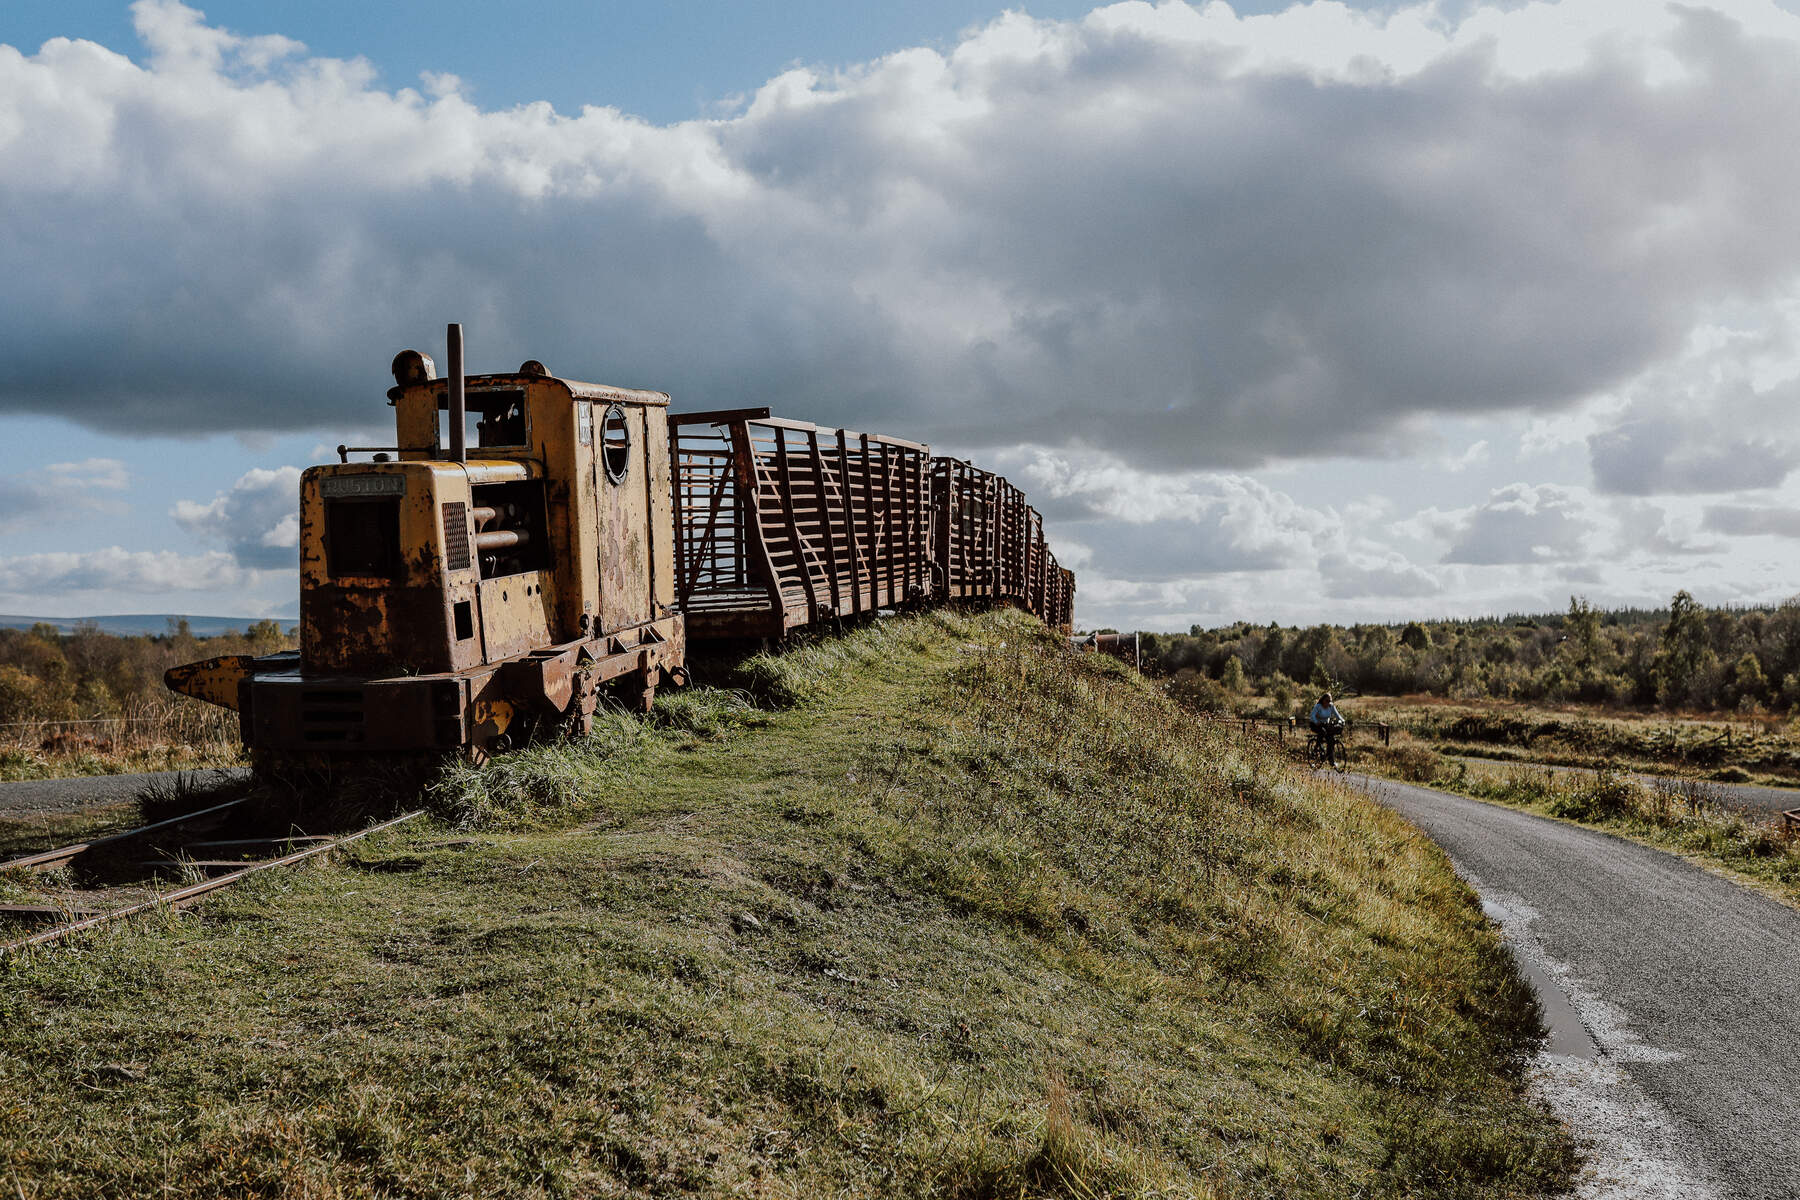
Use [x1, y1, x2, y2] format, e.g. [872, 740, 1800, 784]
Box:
[1309, 692, 1346, 763]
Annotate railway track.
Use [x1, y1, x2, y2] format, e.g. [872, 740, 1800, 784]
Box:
[0, 801, 424, 955]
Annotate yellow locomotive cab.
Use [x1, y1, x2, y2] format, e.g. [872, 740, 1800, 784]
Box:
[167, 328, 684, 760]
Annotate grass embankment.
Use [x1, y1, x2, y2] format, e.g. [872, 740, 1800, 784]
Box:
[1356, 696, 1800, 788]
[0, 610, 1572, 1198]
[1360, 735, 1800, 906]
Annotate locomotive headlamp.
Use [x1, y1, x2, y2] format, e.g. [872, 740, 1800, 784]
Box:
[390, 349, 436, 387]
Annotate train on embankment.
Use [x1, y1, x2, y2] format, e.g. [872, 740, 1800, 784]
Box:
[166, 325, 1074, 762]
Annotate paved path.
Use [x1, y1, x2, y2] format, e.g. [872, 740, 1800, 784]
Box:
[0, 768, 249, 818]
[1445, 754, 1800, 817]
[1359, 775, 1800, 1199]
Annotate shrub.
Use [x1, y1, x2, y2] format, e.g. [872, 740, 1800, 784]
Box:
[1547, 771, 1639, 821]
[1368, 744, 1443, 783]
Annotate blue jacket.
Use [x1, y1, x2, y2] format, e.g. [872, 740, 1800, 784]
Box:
[1309, 702, 1344, 727]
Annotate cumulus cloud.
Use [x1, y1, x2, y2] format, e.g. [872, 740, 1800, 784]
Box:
[1582, 307, 1800, 494]
[1319, 550, 1442, 600]
[1613, 499, 1720, 556]
[1009, 448, 1334, 577]
[171, 466, 303, 569]
[1441, 441, 1489, 473]
[1433, 483, 1600, 565]
[5, 0, 1800, 472]
[1588, 385, 1800, 495]
[1703, 504, 1800, 537]
[0, 547, 248, 596]
[0, 459, 129, 532]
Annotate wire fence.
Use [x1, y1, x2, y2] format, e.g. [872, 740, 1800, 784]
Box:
[1227, 715, 1391, 748]
[0, 700, 239, 756]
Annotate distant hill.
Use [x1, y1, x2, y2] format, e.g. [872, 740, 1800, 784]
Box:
[0, 614, 298, 638]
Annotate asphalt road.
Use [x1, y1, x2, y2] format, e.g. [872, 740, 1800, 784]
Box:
[0, 768, 249, 818]
[1360, 775, 1800, 1199]
[1445, 755, 1800, 817]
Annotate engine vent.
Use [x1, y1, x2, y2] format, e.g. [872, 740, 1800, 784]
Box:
[442, 502, 471, 571]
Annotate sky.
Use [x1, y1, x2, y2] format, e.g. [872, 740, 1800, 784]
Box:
[5, 0, 1800, 632]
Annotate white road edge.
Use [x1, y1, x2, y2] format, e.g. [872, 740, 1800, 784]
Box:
[1465, 877, 1725, 1199]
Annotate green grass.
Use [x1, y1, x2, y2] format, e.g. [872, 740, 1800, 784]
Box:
[0, 610, 1573, 1198]
[0, 805, 141, 861]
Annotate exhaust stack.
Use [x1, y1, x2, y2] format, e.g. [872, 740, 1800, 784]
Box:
[447, 322, 467, 464]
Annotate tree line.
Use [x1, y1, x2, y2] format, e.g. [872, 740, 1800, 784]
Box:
[0, 620, 293, 726]
[1143, 592, 1800, 715]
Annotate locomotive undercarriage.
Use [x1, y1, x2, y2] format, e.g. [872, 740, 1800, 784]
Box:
[169, 613, 683, 764]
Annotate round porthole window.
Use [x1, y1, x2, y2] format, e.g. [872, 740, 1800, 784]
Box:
[602, 404, 630, 484]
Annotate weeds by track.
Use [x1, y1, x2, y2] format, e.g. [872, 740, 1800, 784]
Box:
[2, 809, 424, 954]
[0, 786, 425, 956]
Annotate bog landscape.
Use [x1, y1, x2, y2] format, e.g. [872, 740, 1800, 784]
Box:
[8, 1, 1800, 1197]
[5, 584, 1800, 1195]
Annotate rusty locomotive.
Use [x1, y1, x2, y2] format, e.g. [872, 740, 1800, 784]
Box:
[167, 326, 1074, 760]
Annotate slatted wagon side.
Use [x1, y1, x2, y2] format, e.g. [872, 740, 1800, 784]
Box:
[670, 408, 934, 639]
[1047, 565, 1076, 633]
[992, 479, 1026, 604]
[1028, 530, 1051, 620]
[930, 456, 1000, 602]
[995, 486, 1046, 612]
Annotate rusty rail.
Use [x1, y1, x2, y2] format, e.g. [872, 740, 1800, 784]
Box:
[0, 796, 254, 873]
[1, 809, 425, 956]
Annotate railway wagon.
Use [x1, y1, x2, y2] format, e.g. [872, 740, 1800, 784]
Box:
[166, 328, 684, 759]
[1047, 566, 1076, 633]
[670, 409, 935, 639]
[929, 456, 1074, 633]
[930, 456, 998, 602]
[167, 328, 1076, 761]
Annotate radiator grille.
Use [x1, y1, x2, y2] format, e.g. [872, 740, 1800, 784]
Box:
[442, 502, 471, 571]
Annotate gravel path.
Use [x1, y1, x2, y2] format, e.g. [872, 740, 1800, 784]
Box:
[0, 769, 250, 818]
[1359, 775, 1800, 1199]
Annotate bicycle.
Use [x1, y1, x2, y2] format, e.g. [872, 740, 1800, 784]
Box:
[1305, 725, 1348, 771]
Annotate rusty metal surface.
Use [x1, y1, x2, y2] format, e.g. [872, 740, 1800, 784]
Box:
[930, 457, 997, 602]
[233, 609, 687, 754]
[239, 351, 687, 756]
[163, 655, 256, 711]
[926, 454, 1071, 631]
[671, 410, 934, 638]
[448, 323, 467, 464]
[1080, 632, 1141, 668]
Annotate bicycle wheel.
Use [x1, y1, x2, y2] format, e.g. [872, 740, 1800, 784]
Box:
[1329, 740, 1348, 771]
